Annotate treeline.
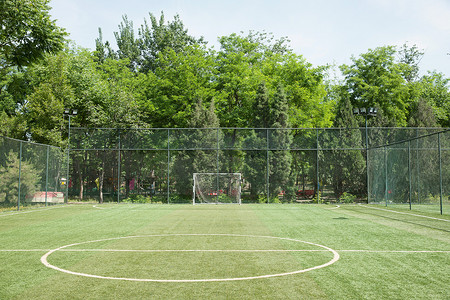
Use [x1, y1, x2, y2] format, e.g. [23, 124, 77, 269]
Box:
[1, 1, 449, 150]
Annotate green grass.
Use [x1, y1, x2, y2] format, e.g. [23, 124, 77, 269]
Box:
[0, 204, 449, 299]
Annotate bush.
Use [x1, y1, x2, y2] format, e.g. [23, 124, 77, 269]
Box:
[0, 150, 40, 204]
[122, 194, 151, 203]
[339, 192, 356, 204]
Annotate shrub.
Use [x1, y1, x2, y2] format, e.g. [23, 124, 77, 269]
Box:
[339, 192, 356, 204]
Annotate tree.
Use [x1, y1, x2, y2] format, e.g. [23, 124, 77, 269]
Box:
[138, 12, 205, 73]
[0, 0, 66, 72]
[407, 98, 438, 127]
[113, 15, 141, 71]
[143, 45, 217, 127]
[325, 96, 366, 198]
[0, 150, 40, 204]
[269, 84, 293, 201]
[0, 0, 66, 137]
[398, 43, 424, 83]
[416, 72, 450, 127]
[341, 46, 410, 126]
[243, 83, 271, 200]
[172, 99, 220, 197]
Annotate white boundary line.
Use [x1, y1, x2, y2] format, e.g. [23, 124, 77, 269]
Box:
[338, 250, 450, 253]
[326, 205, 340, 210]
[0, 205, 66, 217]
[360, 205, 450, 222]
[2, 249, 449, 253]
[40, 234, 340, 282]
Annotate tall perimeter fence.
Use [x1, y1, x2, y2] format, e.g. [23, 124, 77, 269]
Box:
[1, 128, 448, 214]
[0, 136, 65, 211]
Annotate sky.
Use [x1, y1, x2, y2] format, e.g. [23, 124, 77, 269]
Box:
[49, 0, 450, 78]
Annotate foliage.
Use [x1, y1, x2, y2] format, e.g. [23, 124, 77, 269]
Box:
[172, 99, 220, 195]
[0, 0, 66, 138]
[269, 85, 294, 201]
[341, 46, 411, 127]
[0, 150, 40, 204]
[144, 45, 218, 127]
[416, 72, 450, 127]
[339, 192, 357, 203]
[0, 0, 66, 71]
[122, 194, 151, 203]
[325, 96, 366, 198]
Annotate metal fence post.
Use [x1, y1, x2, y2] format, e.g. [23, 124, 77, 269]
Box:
[117, 129, 121, 203]
[217, 128, 220, 204]
[408, 141, 412, 210]
[384, 146, 388, 207]
[266, 129, 270, 204]
[416, 128, 421, 203]
[167, 129, 170, 204]
[438, 132, 443, 215]
[316, 129, 320, 203]
[17, 141, 22, 211]
[45, 145, 49, 206]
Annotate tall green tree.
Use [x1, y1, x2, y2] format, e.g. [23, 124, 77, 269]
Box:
[243, 83, 270, 199]
[113, 15, 141, 70]
[0, 0, 66, 137]
[398, 43, 424, 83]
[341, 46, 410, 126]
[215, 31, 333, 128]
[172, 99, 220, 197]
[0, 0, 66, 72]
[269, 84, 293, 201]
[138, 12, 205, 73]
[325, 96, 366, 198]
[416, 72, 450, 127]
[143, 45, 217, 127]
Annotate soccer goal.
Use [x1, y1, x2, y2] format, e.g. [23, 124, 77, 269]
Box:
[193, 173, 241, 204]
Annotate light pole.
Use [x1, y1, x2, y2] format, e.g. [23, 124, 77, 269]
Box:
[63, 109, 77, 202]
[353, 107, 377, 202]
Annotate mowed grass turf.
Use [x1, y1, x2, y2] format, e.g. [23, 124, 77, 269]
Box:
[0, 204, 449, 299]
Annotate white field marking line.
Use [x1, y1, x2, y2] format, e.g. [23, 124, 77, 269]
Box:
[92, 205, 108, 209]
[337, 250, 450, 253]
[3, 248, 450, 253]
[325, 205, 340, 210]
[0, 205, 67, 217]
[360, 205, 450, 222]
[40, 234, 340, 283]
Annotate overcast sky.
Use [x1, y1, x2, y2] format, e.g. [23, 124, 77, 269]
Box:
[49, 0, 450, 78]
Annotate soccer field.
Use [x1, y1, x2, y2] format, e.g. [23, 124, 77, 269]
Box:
[0, 204, 449, 299]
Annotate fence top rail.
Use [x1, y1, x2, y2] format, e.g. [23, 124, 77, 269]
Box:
[0, 135, 61, 149]
[70, 126, 448, 131]
[368, 128, 450, 150]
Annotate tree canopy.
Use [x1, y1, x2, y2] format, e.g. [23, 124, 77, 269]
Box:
[0, 10, 448, 144]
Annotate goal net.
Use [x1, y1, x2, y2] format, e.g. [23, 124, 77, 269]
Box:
[193, 173, 241, 204]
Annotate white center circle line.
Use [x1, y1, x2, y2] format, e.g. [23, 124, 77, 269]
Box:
[40, 234, 340, 282]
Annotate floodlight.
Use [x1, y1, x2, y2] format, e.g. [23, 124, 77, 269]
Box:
[353, 108, 360, 115]
[63, 109, 78, 116]
[360, 107, 366, 114]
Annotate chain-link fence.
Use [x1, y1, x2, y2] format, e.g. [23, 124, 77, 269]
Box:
[368, 129, 449, 214]
[65, 127, 448, 213]
[0, 136, 65, 211]
[2, 128, 447, 214]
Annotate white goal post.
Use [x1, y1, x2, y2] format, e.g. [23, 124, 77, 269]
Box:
[193, 173, 241, 205]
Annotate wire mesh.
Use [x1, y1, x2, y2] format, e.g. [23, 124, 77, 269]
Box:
[0, 136, 64, 211]
[2, 128, 447, 213]
[368, 129, 449, 214]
